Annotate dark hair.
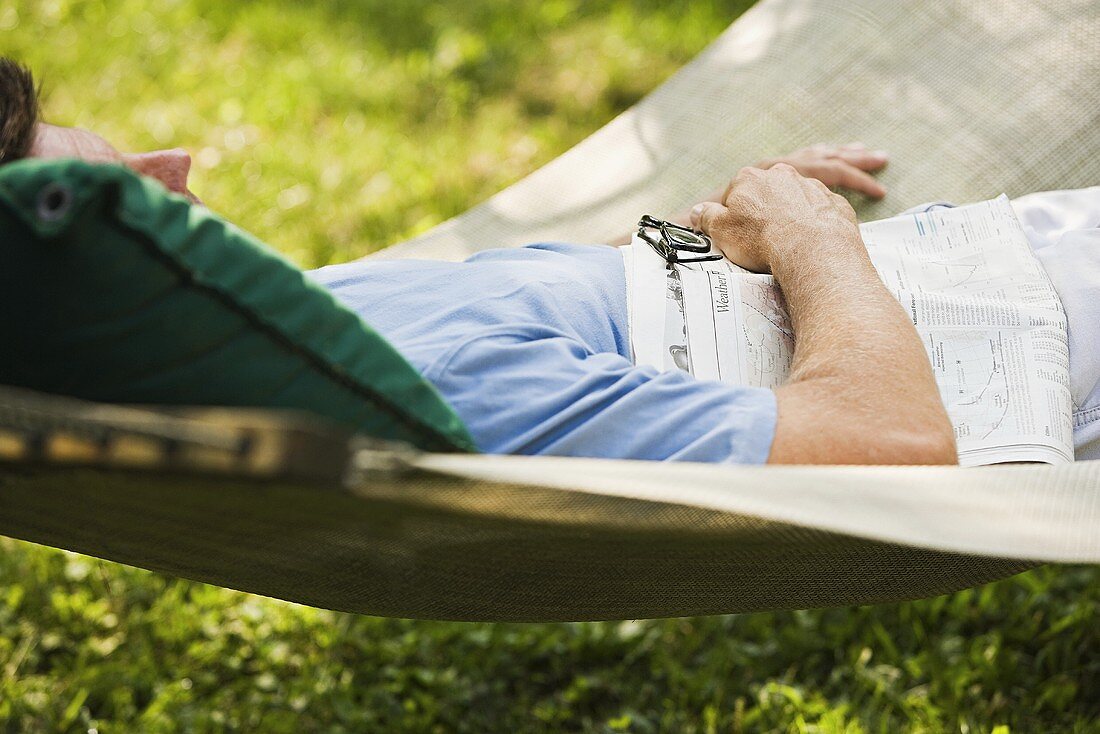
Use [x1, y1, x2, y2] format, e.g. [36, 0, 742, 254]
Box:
[0, 58, 39, 165]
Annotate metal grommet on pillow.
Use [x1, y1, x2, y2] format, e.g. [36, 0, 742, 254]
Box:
[36, 182, 73, 223]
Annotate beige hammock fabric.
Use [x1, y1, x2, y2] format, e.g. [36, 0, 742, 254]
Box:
[2, 0, 1098, 621]
[375, 0, 1100, 261]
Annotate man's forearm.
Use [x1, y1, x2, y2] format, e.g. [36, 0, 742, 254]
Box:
[768, 228, 956, 464]
[687, 162, 954, 464]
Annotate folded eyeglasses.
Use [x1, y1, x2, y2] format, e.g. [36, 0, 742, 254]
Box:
[636, 214, 723, 266]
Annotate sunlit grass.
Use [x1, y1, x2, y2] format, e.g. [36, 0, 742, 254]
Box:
[8, 0, 750, 267]
[2, 1, 1098, 731]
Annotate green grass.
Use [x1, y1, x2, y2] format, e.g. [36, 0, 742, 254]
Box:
[3, 0, 1099, 731]
[2, 541, 1097, 732]
[7, 0, 750, 268]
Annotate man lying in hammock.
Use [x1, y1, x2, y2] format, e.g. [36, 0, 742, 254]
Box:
[3, 59, 1098, 466]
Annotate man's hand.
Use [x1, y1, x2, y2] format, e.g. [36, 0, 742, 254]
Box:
[689, 164, 862, 273]
[604, 142, 886, 245]
[756, 142, 888, 199]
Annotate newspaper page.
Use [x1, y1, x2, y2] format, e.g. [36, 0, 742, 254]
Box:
[623, 196, 1074, 466]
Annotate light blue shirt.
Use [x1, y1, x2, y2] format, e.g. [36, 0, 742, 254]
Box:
[308, 243, 776, 463]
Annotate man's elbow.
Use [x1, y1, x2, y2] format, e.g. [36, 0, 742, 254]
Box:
[849, 391, 959, 465]
[839, 424, 957, 465]
[771, 386, 959, 465]
[769, 419, 959, 465]
[894, 425, 958, 466]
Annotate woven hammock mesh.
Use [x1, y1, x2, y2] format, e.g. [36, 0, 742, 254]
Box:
[1, 0, 1097, 621]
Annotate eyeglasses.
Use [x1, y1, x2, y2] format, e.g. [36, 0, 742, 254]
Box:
[637, 214, 723, 265]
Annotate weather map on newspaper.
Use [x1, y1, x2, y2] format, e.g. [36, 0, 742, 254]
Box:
[931, 330, 1016, 439]
[729, 275, 794, 388]
[677, 266, 794, 389]
[625, 196, 1074, 465]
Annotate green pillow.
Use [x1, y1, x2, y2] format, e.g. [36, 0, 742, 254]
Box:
[0, 158, 476, 453]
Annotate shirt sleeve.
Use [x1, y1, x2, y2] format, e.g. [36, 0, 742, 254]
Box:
[422, 330, 777, 463]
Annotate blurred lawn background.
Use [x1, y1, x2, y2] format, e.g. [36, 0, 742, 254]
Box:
[2, 0, 1099, 731]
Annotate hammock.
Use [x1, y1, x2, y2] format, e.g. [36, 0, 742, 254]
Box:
[2, 0, 1099, 622]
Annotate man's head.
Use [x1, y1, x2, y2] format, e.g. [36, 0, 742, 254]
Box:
[0, 58, 199, 202]
[0, 58, 38, 165]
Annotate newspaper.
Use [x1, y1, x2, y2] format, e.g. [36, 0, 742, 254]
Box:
[624, 196, 1074, 466]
